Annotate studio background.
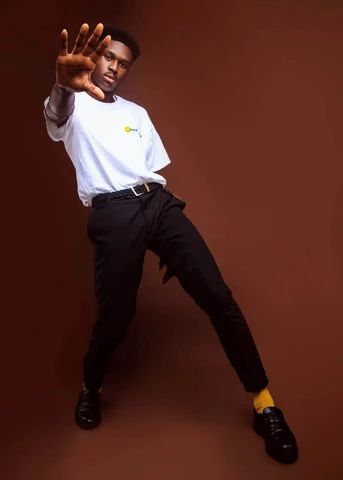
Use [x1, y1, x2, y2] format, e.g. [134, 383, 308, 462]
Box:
[1, 1, 342, 479]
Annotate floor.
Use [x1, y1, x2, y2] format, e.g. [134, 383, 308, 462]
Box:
[1, 336, 339, 480]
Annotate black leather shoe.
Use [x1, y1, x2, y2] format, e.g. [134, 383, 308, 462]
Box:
[253, 407, 298, 464]
[74, 387, 102, 430]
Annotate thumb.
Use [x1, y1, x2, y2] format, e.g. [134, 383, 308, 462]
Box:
[84, 81, 105, 101]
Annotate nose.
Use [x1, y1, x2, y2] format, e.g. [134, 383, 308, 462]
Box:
[108, 59, 119, 73]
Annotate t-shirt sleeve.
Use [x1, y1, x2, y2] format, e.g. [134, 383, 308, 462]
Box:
[43, 96, 73, 142]
[144, 110, 171, 172]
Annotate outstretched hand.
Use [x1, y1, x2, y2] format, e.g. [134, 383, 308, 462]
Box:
[56, 23, 111, 100]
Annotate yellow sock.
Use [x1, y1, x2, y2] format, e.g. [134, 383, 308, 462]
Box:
[253, 387, 275, 414]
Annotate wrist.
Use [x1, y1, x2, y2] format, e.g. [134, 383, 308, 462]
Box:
[54, 83, 74, 95]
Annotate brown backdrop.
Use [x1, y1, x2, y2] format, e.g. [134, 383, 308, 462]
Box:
[1, 1, 342, 479]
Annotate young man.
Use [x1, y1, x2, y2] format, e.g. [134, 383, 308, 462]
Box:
[43, 23, 298, 464]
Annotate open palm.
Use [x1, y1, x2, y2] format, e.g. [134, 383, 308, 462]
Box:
[56, 23, 111, 100]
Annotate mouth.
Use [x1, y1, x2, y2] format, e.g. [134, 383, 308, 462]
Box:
[103, 74, 117, 83]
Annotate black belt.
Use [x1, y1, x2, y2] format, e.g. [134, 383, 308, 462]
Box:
[91, 182, 164, 207]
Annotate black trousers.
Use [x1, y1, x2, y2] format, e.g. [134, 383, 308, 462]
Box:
[83, 185, 269, 393]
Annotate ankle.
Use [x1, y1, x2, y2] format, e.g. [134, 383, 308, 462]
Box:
[252, 387, 275, 414]
[82, 382, 102, 394]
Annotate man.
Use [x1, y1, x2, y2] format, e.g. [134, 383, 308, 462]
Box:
[43, 22, 298, 464]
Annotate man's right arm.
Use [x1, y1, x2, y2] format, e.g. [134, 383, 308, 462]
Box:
[45, 84, 75, 127]
[44, 22, 111, 132]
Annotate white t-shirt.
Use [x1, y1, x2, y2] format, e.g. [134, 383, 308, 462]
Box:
[43, 92, 171, 207]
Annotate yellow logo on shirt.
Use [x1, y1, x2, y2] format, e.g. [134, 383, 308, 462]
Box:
[124, 125, 142, 137]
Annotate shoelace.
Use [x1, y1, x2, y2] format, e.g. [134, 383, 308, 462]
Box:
[79, 390, 99, 409]
[264, 411, 287, 436]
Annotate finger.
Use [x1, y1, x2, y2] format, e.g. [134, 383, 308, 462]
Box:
[59, 29, 68, 56]
[81, 22, 104, 56]
[85, 81, 105, 100]
[88, 35, 111, 63]
[71, 23, 89, 54]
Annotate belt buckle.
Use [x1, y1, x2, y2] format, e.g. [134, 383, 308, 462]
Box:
[131, 183, 150, 196]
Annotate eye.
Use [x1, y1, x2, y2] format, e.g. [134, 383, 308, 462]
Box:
[120, 63, 128, 69]
[104, 54, 112, 61]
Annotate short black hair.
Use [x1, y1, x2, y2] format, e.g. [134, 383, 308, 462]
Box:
[99, 27, 140, 61]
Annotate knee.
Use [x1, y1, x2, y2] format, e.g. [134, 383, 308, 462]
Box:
[210, 298, 246, 326]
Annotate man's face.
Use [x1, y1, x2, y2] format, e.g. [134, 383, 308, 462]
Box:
[91, 40, 134, 93]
